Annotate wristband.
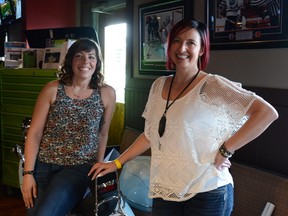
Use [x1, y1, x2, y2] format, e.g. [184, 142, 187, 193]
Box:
[113, 159, 122, 169]
[219, 143, 234, 158]
[22, 170, 34, 176]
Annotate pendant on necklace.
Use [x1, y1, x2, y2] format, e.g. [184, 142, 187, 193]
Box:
[158, 114, 166, 137]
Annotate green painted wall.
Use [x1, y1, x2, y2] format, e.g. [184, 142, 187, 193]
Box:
[0, 69, 57, 188]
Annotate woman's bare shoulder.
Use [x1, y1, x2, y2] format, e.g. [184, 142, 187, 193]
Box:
[39, 80, 59, 100]
[100, 84, 116, 106]
[101, 84, 116, 96]
[44, 80, 59, 87]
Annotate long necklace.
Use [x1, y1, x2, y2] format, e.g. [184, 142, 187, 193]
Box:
[158, 70, 200, 138]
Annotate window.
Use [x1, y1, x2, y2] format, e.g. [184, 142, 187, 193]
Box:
[104, 23, 126, 103]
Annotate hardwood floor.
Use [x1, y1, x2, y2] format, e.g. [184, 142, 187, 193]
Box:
[0, 184, 26, 216]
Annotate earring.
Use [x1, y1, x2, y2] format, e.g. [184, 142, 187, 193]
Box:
[198, 56, 201, 70]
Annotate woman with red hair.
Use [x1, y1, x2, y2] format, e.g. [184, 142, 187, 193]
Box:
[89, 19, 278, 216]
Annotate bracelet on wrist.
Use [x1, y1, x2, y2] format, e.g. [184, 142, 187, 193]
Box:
[22, 170, 35, 176]
[219, 142, 234, 158]
[113, 159, 122, 169]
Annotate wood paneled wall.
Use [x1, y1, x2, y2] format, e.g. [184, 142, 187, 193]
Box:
[232, 87, 288, 177]
[125, 87, 149, 131]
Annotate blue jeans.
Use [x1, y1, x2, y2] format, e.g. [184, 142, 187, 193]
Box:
[27, 160, 92, 216]
[152, 184, 234, 216]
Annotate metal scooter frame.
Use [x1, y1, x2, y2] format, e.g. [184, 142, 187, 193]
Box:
[94, 171, 127, 216]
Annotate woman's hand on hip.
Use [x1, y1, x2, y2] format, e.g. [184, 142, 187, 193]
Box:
[213, 152, 231, 171]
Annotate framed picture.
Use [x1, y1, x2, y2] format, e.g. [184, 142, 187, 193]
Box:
[138, 0, 184, 76]
[207, 0, 288, 49]
[42, 47, 62, 69]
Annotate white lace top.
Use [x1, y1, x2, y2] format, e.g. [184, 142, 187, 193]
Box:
[142, 74, 258, 202]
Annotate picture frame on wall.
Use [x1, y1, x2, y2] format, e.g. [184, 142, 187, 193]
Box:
[207, 0, 288, 49]
[138, 0, 184, 76]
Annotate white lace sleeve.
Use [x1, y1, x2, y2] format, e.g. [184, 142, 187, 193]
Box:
[142, 76, 165, 140]
[200, 74, 259, 124]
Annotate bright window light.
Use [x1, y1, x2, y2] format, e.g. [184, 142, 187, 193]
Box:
[104, 23, 126, 103]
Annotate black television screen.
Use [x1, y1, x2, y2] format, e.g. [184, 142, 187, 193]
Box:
[0, 28, 7, 57]
[24, 27, 99, 48]
[0, 0, 2, 26]
[0, 0, 15, 25]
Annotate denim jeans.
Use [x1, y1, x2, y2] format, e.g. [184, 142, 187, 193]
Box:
[152, 184, 234, 216]
[27, 160, 92, 216]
